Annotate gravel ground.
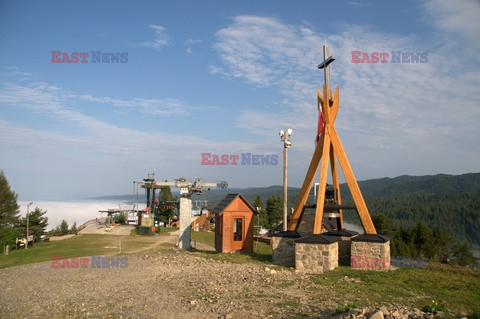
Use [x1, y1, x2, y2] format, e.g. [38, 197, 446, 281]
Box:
[0, 234, 447, 319]
[0, 248, 341, 319]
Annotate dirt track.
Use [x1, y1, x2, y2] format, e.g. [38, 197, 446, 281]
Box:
[0, 249, 334, 319]
[79, 224, 135, 236]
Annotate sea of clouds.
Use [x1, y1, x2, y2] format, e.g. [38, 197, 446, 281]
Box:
[17, 200, 144, 231]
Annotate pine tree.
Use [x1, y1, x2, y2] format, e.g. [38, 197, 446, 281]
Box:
[413, 222, 433, 258]
[20, 207, 48, 242]
[71, 221, 77, 234]
[253, 196, 264, 210]
[0, 170, 21, 247]
[372, 214, 395, 239]
[450, 242, 475, 266]
[266, 195, 282, 231]
[60, 220, 69, 235]
[432, 227, 452, 263]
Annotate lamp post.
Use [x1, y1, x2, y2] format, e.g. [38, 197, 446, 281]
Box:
[25, 201, 33, 249]
[279, 129, 292, 231]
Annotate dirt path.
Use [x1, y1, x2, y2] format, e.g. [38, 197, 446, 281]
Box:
[0, 248, 449, 319]
[124, 231, 179, 254]
[0, 248, 336, 319]
[48, 234, 76, 241]
[79, 224, 135, 235]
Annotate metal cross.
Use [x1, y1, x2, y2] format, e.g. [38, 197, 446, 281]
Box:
[318, 43, 336, 97]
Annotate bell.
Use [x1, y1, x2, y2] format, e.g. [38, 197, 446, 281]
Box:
[326, 212, 340, 218]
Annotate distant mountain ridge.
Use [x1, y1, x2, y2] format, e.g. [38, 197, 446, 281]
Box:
[340, 173, 480, 247]
[343, 173, 480, 199]
[89, 172, 480, 204]
[88, 172, 480, 247]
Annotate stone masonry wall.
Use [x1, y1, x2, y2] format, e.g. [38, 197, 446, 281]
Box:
[295, 242, 338, 273]
[272, 236, 296, 267]
[351, 241, 390, 270]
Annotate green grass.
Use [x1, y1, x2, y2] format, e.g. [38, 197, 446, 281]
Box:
[1, 231, 479, 315]
[190, 230, 273, 264]
[0, 234, 121, 269]
[335, 303, 358, 314]
[0, 229, 178, 269]
[310, 263, 480, 313]
[190, 230, 215, 247]
[158, 226, 179, 234]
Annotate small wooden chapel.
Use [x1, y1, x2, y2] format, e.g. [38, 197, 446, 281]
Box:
[213, 193, 257, 253]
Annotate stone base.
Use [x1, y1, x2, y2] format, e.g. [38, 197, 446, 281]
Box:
[351, 234, 390, 270]
[295, 235, 339, 273]
[324, 229, 358, 266]
[272, 231, 303, 267]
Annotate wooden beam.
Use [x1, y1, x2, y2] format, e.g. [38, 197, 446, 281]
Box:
[287, 133, 324, 231]
[329, 144, 344, 229]
[313, 132, 331, 234]
[317, 89, 324, 110]
[331, 86, 340, 122]
[322, 85, 331, 124]
[330, 126, 377, 234]
[329, 86, 343, 228]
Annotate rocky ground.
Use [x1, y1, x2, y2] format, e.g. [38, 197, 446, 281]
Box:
[0, 234, 463, 319]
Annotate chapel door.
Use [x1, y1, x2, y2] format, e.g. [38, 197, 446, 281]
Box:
[232, 217, 244, 251]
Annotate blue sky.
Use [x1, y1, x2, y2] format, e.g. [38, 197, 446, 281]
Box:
[1, 0, 479, 200]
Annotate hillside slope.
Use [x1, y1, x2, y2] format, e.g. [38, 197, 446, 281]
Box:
[90, 173, 480, 247]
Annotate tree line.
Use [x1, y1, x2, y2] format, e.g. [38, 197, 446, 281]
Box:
[249, 193, 477, 267]
[372, 214, 476, 267]
[0, 170, 77, 249]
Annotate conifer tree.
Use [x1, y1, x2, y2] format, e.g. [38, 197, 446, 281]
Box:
[266, 195, 282, 231]
[0, 170, 21, 247]
[20, 207, 48, 242]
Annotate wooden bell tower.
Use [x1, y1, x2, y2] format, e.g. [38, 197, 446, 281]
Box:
[287, 44, 376, 235]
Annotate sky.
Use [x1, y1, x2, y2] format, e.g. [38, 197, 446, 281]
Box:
[1, 0, 480, 206]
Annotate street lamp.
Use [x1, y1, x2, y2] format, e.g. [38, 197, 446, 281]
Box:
[279, 129, 292, 231]
[25, 201, 33, 249]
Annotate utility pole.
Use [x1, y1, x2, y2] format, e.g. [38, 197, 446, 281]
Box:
[279, 129, 292, 231]
[25, 201, 33, 249]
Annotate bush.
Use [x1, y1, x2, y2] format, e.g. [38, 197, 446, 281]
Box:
[0, 227, 23, 248]
[335, 303, 357, 314]
[422, 300, 447, 313]
[114, 214, 126, 224]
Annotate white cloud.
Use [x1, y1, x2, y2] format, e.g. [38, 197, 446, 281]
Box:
[423, 0, 480, 52]
[137, 25, 170, 51]
[0, 75, 283, 198]
[211, 8, 480, 178]
[348, 1, 371, 8]
[184, 38, 202, 54]
[78, 94, 188, 117]
[213, 15, 325, 97]
[18, 201, 136, 231]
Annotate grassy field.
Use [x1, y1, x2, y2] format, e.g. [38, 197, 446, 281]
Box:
[189, 231, 480, 314]
[190, 230, 273, 263]
[309, 263, 480, 314]
[1, 230, 479, 314]
[0, 227, 177, 269]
